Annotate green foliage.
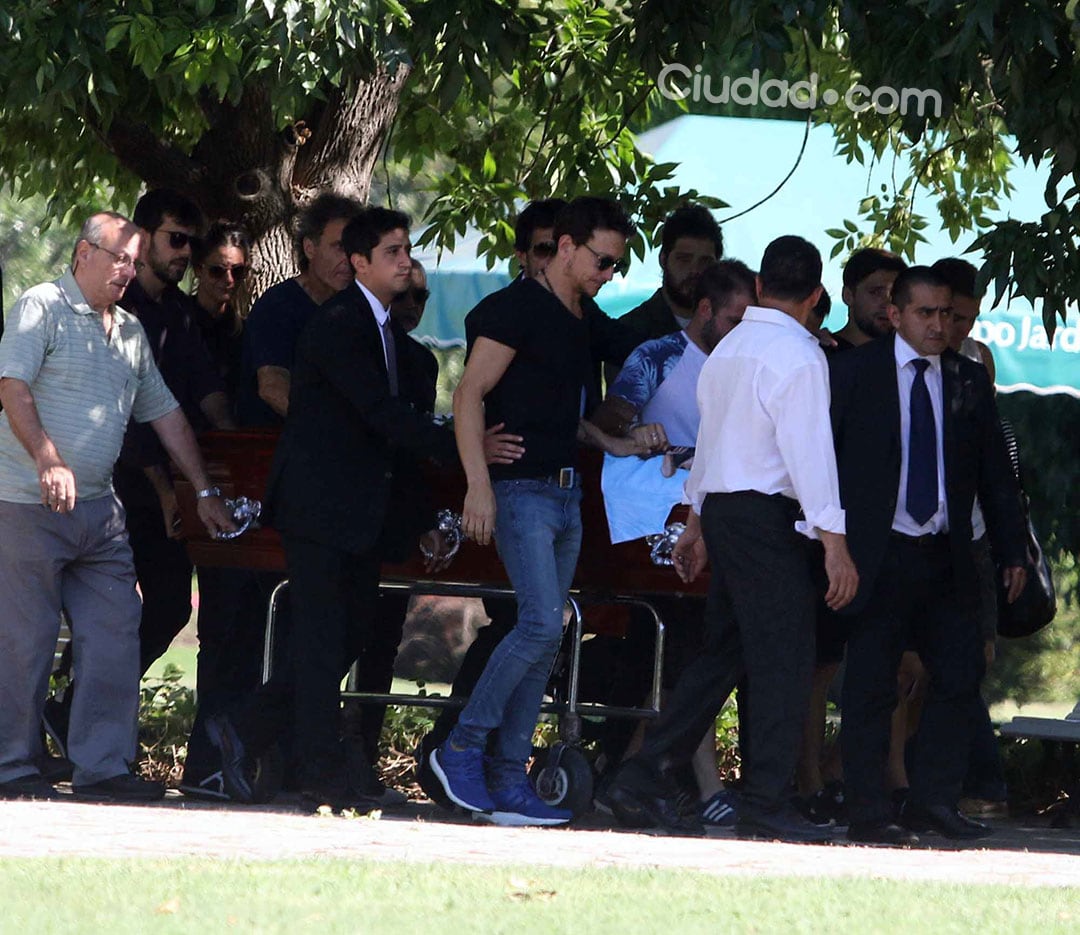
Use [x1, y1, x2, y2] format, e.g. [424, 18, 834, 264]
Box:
[138, 663, 196, 782]
[4, 0, 1076, 309]
[0, 187, 80, 309]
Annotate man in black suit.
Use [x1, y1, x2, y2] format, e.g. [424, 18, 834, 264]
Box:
[830, 265, 1027, 845]
[261, 207, 459, 808]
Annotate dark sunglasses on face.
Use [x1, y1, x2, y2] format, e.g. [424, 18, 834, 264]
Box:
[160, 229, 199, 250]
[582, 241, 628, 275]
[530, 240, 557, 258]
[410, 287, 430, 304]
[205, 264, 248, 282]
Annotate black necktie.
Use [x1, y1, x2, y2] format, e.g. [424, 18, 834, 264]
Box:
[906, 358, 937, 525]
[380, 317, 399, 397]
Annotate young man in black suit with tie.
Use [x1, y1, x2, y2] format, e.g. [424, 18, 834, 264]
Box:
[830, 265, 1027, 846]
[260, 207, 459, 809]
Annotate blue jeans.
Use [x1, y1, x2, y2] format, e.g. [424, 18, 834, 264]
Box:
[449, 477, 582, 789]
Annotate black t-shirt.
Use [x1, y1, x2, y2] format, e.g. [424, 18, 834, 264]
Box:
[465, 277, 591, 481]
[238, 278, 318, 426]
[117, 279, 224, 468]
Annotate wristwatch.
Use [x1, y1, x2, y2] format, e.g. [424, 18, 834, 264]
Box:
[196, 486, 222, 499]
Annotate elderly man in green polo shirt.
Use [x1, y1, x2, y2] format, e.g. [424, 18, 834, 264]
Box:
[0, 211, 235, 803]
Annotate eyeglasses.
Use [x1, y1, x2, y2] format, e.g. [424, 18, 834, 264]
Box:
[581, 241, 628, 275]
[205, 264, 249, 282]
[158, 229, 198, 250]
[530, 240, 557, 258]
[88, 242, 136, 269]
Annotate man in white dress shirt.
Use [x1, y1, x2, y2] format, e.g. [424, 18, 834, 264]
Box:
[605, 235, 859, 841]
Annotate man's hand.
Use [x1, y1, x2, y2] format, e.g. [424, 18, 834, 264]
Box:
[820, 531, 859, 610]
[1002, 565, 1027, 604]
[627, 422, 669, 456]
[462, 483, 496, 546]
[483, 422, 525, 465]
[196, 496, 238, 539]
[419, 528, 455, 573]
[39, 460, 77, 514]
[672, 522, 708, 583]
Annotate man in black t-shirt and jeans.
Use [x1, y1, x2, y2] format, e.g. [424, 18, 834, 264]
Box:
[430, 197, 638, 826]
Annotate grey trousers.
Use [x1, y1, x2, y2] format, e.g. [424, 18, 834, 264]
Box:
[0, 495, 142, 785]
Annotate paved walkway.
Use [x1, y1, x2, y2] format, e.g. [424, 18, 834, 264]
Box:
[2, 794, 1078, 887]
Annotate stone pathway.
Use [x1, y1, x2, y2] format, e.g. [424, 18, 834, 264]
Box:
[2, 794, 1078, 888]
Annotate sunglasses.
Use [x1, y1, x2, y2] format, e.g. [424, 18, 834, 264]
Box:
[582, 241, 628, 275]
[394, 287, 430, 307]
[205, 264, 249, 282]
[158, 229, 198, 250]
[530, 240, 557, 258]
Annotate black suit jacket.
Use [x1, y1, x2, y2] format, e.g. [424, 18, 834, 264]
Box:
[829, 335, 1026, 615]
[264, 283, 457, 557]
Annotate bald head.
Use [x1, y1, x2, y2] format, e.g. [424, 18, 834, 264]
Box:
[71, 213, 143, 313]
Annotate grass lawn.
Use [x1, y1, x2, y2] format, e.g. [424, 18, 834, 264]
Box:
[2, 858, 1077, 934]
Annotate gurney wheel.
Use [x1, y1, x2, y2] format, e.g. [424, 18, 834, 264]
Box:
[529, 743, 593, 817]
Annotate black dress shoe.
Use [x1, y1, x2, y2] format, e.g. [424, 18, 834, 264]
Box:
[901, 802, 992, 840]
[606, 761, 704, 836]
[72, 773, 165, 802]
[0, 773, 60, 800]
[736, 804, 834, 843]
[205, 713, 254, 803]
[847, 822, 920, 847]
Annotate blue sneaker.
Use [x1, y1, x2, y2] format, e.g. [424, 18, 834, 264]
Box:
[430, 744, 496, 813]
[486, 780, 572, 827]
[700, 789, 739, 827]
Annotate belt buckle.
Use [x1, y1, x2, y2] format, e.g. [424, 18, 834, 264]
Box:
[558, 467, 575, 489]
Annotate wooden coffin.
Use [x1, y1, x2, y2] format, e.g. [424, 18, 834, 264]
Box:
[174, 431, 708, 597]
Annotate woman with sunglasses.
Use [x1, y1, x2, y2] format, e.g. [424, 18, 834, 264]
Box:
[191, 222, 252, 407]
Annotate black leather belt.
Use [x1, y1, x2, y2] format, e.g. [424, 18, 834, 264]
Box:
[890, 530, 948, 548]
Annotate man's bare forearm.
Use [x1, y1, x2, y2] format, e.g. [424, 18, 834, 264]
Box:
[0, 377, 64, 468]
[149, 407, 212, 491]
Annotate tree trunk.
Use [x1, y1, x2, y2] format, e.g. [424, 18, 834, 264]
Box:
[103, 62, 411, 314]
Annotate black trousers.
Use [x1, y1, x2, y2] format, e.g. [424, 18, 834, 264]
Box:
[636, 492, 817, 812]
[283, 535, 381, 790]
[113, 464, 193, 673]
[843, 536, 981, 825]
[183, 567, 280, 778]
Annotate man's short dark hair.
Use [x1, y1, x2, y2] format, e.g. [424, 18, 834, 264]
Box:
[295, 192, 365, 271]
[759, 236, 822, 302]
[133, 189, 202, 234]
[931, 257, 982, 300]
[693, 259, 757, 309]
[514, 199, 568, 252]
[890, 265, 951, 311]
[192, 222, 251, 266]
[660, 204, 723, 258]
[553, 196, 635, 245]
[841, 247, 907, 291]
[342, 207, 411, 261]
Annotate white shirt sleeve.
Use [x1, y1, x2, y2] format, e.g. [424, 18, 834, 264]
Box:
[765, 358, 846, 537]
